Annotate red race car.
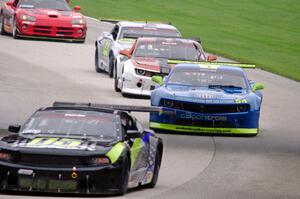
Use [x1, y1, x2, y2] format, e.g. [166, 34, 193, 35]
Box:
[0, 0, 86, 42]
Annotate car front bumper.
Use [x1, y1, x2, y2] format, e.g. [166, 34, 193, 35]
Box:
[0, 161, 123, 195]
[17, 20, 86, 41]
[121, 71, 155, 96]
[150, 107, 260, 135]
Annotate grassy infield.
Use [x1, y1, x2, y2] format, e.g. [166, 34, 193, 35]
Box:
[71, 0, 300, 81]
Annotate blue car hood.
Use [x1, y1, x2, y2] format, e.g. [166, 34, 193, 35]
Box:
[164, 86, 250, 104]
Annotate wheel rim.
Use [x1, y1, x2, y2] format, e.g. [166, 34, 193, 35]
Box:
[95, 49, 99, 69]
[0, 15, 2, 32]
[12, 19, 17, 37]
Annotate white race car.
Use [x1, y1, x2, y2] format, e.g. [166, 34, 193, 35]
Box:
[95, 20, 182, 77]
[114, 37, 217, 97]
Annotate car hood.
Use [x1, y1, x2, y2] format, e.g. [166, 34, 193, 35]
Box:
[131, 57, 175, 73]
[0, 134, 117, 154]
[165, 86, 250, 104]
[116, 38, 135, 50]
[18, 8, 83, 22]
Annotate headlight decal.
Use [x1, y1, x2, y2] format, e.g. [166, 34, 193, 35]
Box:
[106, 142, 125, 164]
[20, 15, 36, 22]
[72, 18, 84, 25]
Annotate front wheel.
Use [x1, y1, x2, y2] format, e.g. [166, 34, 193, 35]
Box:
[108, 55, 114, 78]
[95, 48, 104, 73]
[12, 17, 19, 39]
[118, 156, 129, 196]
[114, 62, 121, 92]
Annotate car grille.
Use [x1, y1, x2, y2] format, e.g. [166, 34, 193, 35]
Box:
[160, 99, 249, 113]
[18, 154, 87, 167]
[33, 26, 75, 36]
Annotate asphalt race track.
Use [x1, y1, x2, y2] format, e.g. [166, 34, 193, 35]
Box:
[0, 18, 300, 199]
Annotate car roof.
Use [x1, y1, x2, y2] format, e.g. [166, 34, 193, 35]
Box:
[136, 37, 197, 44]
[118, 21, 178, 30]
[41, 106, 117, 114]
[173, 63, 245, 74]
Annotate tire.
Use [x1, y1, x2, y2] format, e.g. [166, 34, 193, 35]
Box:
[12, 17, 19, 39]
[114, 61, 121, 92]
[108, 54, 114, 78]
[0, 13, 6, 35]
[145, 151, 161, 188]
[95, 48, 103, 73]
[118, 156, 129, 196]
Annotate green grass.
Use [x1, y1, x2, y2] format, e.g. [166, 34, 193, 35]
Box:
[71, 0, 300, 81]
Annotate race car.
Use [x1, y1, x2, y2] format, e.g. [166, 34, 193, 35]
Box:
[114, 37, 217, 97]
[150, 63, 264, 136]
[0, 102, 163, 195]
[0, 0, 86, 42]
[95, 20, 181, 77]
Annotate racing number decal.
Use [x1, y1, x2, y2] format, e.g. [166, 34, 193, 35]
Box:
[27, 137, 82, 148]
[102, 40, 111, 58]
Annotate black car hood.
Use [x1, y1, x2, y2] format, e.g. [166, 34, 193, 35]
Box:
[0, 134, 117, 155]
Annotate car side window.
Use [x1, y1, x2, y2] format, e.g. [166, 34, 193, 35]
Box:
[120, 112, 137, 132]
[135, 120, 144, 133]
[14, 0, 19, 7]
[111, 25, 119, 41]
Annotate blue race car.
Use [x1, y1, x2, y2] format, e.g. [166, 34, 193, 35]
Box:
[150, 63, 264, 136]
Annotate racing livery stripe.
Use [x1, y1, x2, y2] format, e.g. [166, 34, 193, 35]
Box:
[150, 122, 258, 134]
[106, 142, 126, 164]
[130, 138, 143, 169]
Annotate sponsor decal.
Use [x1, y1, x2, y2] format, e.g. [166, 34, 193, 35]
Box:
[179, 113, 227, 121]
[65, 113, 86, 117]
[26, 137, 82, 148]
[192, 93, 216, 99]
[175, 126, 232, 133]
[18, 169, 33, 175]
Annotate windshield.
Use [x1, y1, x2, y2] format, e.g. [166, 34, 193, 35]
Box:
[17, 0, 71, 11]
[168, 68, 248, 89]
[133, 40, 204, 61]
[21, 110, 121, 140]
[119, 27, 181, 39]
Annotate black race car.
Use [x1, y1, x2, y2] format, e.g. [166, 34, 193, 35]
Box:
[0, 102, 163, 195]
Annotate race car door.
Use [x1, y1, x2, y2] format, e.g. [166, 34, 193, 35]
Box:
[123, 114, 149, 188]
[99, 25, 119, 70]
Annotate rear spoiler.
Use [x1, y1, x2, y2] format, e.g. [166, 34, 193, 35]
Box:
[123, 33, 180, 40]
[100, 19, 172, 25]
[186, 37, 201, 44]
[167, 60, 256, 68]
[53, 101, 161, 113]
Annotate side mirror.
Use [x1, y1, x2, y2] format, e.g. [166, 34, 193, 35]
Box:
[8, 124, 21, 133]
[252, 82, 264, 92]
[74, 5, 81, 11]
[102, 31, 113, 40]
[119, 50, 132, 58]
[152, 76, 163, 86]
[207, 55, 217, 62]
[6, 2, 14, 7]
[126, 130, 141, 139]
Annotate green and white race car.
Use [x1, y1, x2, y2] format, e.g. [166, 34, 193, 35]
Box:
[95, 20, 181, 77]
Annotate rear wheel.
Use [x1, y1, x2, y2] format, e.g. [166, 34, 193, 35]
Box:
[118, 156, 129, 196]
[145, 151, 161, 188]
[0, 13, 6, 35]
[95, 48, 103, 73]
